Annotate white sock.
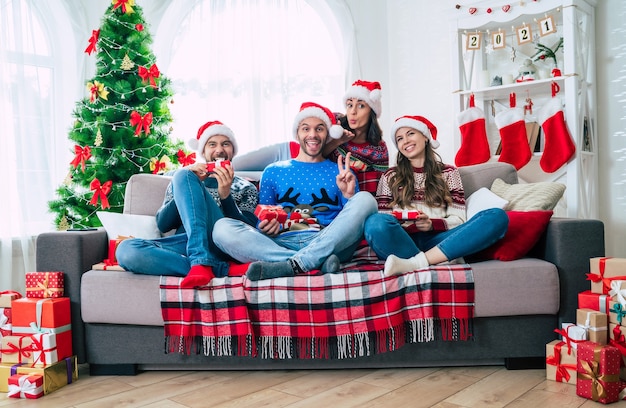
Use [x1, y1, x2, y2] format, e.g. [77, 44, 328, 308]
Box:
[384, 252, 429, 277]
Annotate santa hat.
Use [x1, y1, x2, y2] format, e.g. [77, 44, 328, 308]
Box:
[187, 120, 237, 162]
[292, 102, 343, 139]
[391, 115, 440, 149]
[343, 80, 382, 117]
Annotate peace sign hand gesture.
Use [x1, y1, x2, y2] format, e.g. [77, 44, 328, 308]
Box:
[336, 152, 356, 199]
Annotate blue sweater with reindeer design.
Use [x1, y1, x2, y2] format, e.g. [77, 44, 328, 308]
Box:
[259, 159, 357, 233]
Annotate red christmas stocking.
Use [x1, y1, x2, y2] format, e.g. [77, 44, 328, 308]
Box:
[455, 95, 491, 167]
[538, 97, 575, 173]
[495, 94, 531, 170]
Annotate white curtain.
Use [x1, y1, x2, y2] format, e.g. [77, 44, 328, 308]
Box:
[155, 0, 354, 156]
[0, 0, 81, 292]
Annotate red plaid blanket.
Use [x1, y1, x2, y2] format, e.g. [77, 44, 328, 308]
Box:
[160, 246, 474, 359]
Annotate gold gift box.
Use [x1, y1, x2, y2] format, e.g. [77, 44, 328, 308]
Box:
[0, 355, 77, 394]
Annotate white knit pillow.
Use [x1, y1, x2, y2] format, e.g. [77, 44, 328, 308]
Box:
[490, 178, 565, 211]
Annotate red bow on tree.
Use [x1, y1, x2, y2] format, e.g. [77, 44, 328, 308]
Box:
[177, 149, 196, 167]
[84, 29, 100, 55]
[89, 178, 112, 209]
[129, 111, 153, 136]
[112, 0, 135, 14]
[70, 145, 92, 172]
[138, 64, 160, 88]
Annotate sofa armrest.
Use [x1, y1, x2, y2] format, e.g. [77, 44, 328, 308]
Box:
[531, 217, 605, 325]
[35, 229, 108, 364]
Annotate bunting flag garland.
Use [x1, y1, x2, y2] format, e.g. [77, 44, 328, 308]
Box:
[129, 111, 153, 136]
[177, 149, 196, 167]
[70, 145, 92, 172]
[89, 178, 112, 209]
[138, 64, 160, 88]
[84, 29, 100, 55]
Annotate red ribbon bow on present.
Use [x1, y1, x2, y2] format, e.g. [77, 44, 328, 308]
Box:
[0, 290, 22, 299]
[177, 150, 196, 167]
[545, 342, 576, 383]
[553, 327, 584, 355]
[29, 335, 56, 367]
[84, 29, 99, 55]
[138, 64, 160, 88]
[586, 258, 626, 294]
[129, 111, 153, 136]
[70, 145, 91, 172]
[1, 337, 33, 362]
[112, 0, 135, 14]
[89, 178, 112, 209]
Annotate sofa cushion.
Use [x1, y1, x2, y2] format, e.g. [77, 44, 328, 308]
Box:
[97, 211, 161, 240]
[490, 178, 565, 211]
[465, 187, 509, 220]
[80, 257, 560, 326]
[475, 210, 553, 261]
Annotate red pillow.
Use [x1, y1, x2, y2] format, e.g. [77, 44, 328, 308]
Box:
[478, 210, 553, 261]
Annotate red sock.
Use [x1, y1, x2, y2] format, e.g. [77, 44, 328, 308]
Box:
[180, 265, 215, 288]
[228, 261, 251, 277]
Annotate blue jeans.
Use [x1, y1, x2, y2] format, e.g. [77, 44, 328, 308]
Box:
[364, 208, 508, 261]
[213, 191, 378, 271]
[116, 169, 230, 277]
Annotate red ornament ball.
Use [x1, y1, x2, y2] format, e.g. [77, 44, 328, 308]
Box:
[487, 8, 492, 13]
[136, 24, 144, 31]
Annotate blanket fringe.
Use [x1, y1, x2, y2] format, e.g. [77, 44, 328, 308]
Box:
[165, 335, 256, 357]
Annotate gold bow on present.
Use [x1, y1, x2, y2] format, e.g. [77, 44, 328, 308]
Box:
[25, 274, 63, 298]
[578, 360, 620, 401]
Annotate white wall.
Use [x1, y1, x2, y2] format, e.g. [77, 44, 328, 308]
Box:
[69, 0, 624, 257]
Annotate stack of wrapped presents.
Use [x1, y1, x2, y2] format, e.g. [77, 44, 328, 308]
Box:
[546, 257, 626, 404]
[0, 272, 77, 399]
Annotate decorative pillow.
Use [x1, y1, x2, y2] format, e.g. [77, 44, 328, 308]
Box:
[465, 187, 509, 220]
[477, 210, 554, 261]
[96, 211, 161, 241]
[490, 178, 565, 211]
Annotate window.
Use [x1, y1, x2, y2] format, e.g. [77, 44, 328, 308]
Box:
[156, 0, 347, 155]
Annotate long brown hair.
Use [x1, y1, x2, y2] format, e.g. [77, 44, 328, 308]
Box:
[389, 141, 452, 209]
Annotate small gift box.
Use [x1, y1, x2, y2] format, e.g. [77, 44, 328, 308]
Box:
[255, 205, 287, 224]
[588, 257, 626, 295]
[609, 300, 626, 326]
[206, 159, 231, 172]
[30, 333, 58, 367]
[0, 335, 33, 364]
[7, 373, 44, 399]
[578, 290, 610, 314]
[0, 307, 12, 337]
[557, 323, 587, 349]
[576, 341, 621, 404]
[608, 324, 626, 380]
[392, 209, 422, 220]
[0, 355, 78, 394]
[106, 235, 132, 264]
[577, 308, 608, 345]
[92, 261, 126, 271]
[11, 298, 72, 361]
[25, 272, 64, 299]
[546, 340, 577, 385]
[0, 291, 22, 308]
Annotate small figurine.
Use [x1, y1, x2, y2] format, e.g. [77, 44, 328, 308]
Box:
[516, 58, 537, 82]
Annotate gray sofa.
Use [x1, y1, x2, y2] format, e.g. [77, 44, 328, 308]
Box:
[36, 162, 605, 375]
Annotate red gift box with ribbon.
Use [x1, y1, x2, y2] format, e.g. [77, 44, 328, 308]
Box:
[25, 272, 64, 299]
[254, 205, 288, 224]
[579, 290, 611, 314]
[546, 340, 577, 385]
[392, 209, 422, 220]
[576, 341, 621, 404]
[206, 159, 231, 172]
[10, 298, 72, 362]
[7, 373, 43, 399]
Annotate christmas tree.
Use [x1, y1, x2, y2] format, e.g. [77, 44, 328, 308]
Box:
[49, 0, 191, 230]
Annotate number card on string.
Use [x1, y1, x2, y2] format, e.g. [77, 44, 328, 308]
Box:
[466, 32, 482, 51]
[516, 24, 532, 45]
[492, 30, 506, 49]
[538, 15, 556, 36]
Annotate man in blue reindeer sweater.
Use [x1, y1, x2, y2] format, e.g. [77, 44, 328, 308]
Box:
[213, 102, 377, 280]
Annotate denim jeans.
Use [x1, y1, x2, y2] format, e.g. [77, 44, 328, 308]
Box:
[364, 208, 508, 261]
[116, 169, 230, 277]
[213, 191, 378, 271]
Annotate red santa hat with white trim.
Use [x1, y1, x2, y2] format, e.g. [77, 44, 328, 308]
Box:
[292, 102, 343, 139]
[188, 120, 237, 163]
[391, 115, 440, 149]
[343, 80, 382, 117]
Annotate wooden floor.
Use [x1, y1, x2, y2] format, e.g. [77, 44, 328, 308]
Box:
[0, 364, 612, 407]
